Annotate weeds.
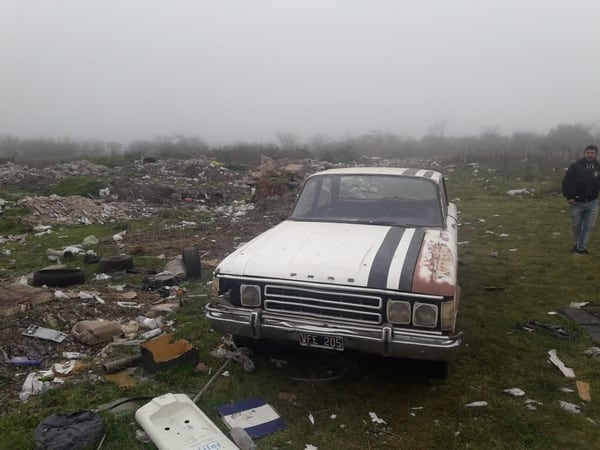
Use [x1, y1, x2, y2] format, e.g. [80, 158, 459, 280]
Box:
[1, 167, 600, 450]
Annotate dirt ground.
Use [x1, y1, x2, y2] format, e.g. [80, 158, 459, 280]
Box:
[0, 157, 303, 404]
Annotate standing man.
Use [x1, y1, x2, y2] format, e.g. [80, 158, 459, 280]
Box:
[562, 144, 600, 254]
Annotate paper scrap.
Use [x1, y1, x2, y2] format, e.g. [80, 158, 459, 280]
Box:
[576, 380, 591, 402]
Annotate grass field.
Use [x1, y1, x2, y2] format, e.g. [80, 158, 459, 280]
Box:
[1, 164, 599, 450]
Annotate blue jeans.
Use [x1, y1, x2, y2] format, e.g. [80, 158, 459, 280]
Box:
[570, 201, 599, 250]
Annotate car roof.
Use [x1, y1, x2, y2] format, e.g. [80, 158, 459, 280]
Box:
[310, 167, 444, 184]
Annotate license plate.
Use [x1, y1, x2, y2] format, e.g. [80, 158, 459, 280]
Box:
[299, 334, 343, 351]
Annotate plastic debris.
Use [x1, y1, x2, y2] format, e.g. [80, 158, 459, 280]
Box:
[369, 412, 386, 424]
[523, 399, 542, 410]
[465, 401, 488, 407]
[503, 388, 526, 397]
[559, 400, 581, 414]
[19, 371, 54, 401]
[569, 301, 590, 309]
[23, 325, 67, 343]
[583, 347, 600, 357]
[308, 413, 314, 425]
[8, 356, 41, 367]
[507, 188, 530, 196]
[548, 349, 575, 378]
[63, 352, 86, 359]
[230, 427, 256, 450]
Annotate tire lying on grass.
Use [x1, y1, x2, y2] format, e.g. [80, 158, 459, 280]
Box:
[32, 269, 86, 287]
[97, 255, 133, 273]
[182, 247, 201, 279]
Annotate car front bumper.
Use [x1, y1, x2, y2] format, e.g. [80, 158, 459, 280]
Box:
[205, 303, 462, 361]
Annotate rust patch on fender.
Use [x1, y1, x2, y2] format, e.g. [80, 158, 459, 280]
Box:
[412, 238, 456, 296]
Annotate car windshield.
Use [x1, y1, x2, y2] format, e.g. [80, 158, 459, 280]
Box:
[291, 174, 443, 227]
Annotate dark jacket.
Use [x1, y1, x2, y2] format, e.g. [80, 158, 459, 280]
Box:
[562, 158, 600, 202]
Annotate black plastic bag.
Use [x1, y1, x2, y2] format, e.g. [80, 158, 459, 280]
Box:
[34, 410, 104, 450]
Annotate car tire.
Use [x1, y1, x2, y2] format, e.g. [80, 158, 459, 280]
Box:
[32, 269, 86, 287]
[98, 255, 133, 273]
[182, 247, 201, 279]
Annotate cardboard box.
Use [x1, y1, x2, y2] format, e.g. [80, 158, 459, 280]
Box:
[140, 333, 199, 372]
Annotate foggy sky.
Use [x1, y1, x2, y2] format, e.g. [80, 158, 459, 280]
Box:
[1, 0, 600, 145]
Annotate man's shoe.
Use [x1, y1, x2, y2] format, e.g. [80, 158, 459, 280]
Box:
[574, 249, 590, 254]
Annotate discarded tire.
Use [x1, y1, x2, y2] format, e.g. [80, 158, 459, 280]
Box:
[182, 247, 201, 279]
[98, 255, 133, 273]
[32, 269, 86, 287]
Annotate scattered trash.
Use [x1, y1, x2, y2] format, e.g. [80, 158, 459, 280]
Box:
[518, 321, 575, 340]
[53, 290, 69, 300]
[503, 388, 525, 397]
[63, 351, 86, 359]
[523, 399, 543, 410]
[71, 320, 122, 345]
[117, 301, 141, 308]
[308, 413, 315, 425]
[8, 356, 42, 367]
[583, 347, 600, 358]
[230, 426, 257, 450]
[19, 371, 54, 401]
[102, 355, 143, 374]
[369, 411, 386, 424]
[559, 400, 581, 414]
[135, 429, 152, 444]
[135, 393, 237, 450]
[576, 381, 591, 402]
[53, 360, 85, 375]
[548, 349, 576, 378]
[560, 387, 575, 393]
[138, 328, 163, 340]
[140, 333, 199, 372]
[217, 397, 287, 439]
[22, 325, 67, 343]
[33, 410, 105, 450]
[465, 401, 488, 407]
[569, 302, 590, 309]
[304, 445, 318, 450]
[506, 188, 531, 196]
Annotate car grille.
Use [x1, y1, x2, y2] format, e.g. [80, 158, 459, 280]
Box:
[264, 284, 383, 324]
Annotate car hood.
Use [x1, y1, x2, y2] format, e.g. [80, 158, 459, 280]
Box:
[217, 220, 457, 295]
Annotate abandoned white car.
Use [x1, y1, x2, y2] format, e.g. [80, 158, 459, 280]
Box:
[205, 167, 462, 372]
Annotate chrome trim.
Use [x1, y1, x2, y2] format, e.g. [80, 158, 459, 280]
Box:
[205, 304, 462, 361]
[217, 274, 443, 300]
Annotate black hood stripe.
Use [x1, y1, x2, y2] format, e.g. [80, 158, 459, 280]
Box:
[367, 227, 406, 289]
[398, 228, 425, 291]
